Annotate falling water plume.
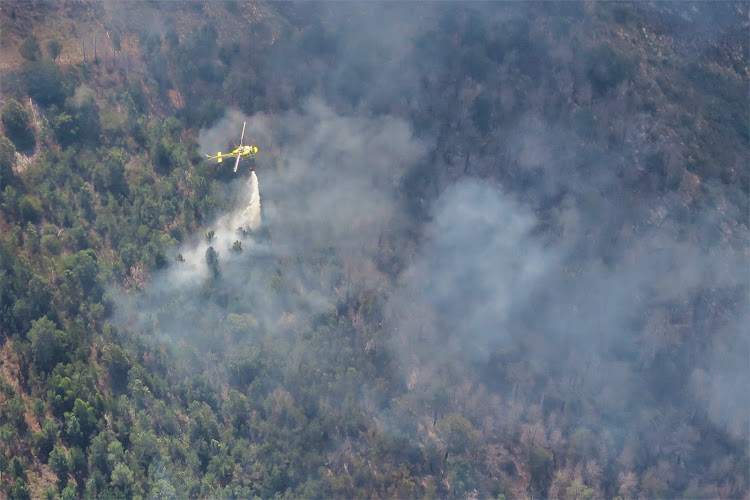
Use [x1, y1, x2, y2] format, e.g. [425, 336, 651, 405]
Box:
[244, 171, 262, 230]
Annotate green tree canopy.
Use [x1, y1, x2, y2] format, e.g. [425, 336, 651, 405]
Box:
[2, 99, 35, 151]
[0, 135, 17, 190]
[24, 59, 67, 107]
[19, 36, 41, 61]
[27, 316, 68, 373]
[46, 40, 62, 61]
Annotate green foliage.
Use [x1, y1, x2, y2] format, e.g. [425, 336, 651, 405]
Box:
[64, 398, 99, 447]
[529, 446, 554, 497]
[23, 59, 68, 107]
[102, 344, 131, 394]
[46, 39, 63, 61]
[60, 482, 76, 500]
[2, 99, 35, 151]
[150, 477, 178, 500]
[18, 195, 42, 224]
[51, 111, 78, 147]
[438, 413, 477, 456]
[110, 461, 135, 498]
[0, 135, 16, 190]
[28, 316, 68, 373]
[112, 30, 121, 52]
[19, 36, 41, 61]
[66, 86, 102, 144]
[225, 342, 263, 388]
[37, 418, 59, 460]
[10, 479, 31, 500]
[2, 395, 26, 431]
[49, 444, 69, 486]
[447, 458, 476, 498]
[0, 6, 745, 500]
[565, 476, 595, 500]
[139, 30, 162, 56]
[62, 249, 101, 300]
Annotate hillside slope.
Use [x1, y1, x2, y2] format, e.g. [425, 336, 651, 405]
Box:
[1, 1, 747, 498]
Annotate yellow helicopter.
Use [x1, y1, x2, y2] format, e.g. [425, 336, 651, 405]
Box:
[206, 122, 259, 172]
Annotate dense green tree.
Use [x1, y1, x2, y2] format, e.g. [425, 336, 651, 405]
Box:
[150, 477, 177, 500]
[51, 111, 78, 146]
[10, 479, 32, 500]
[110, 462, 135, 498]
[18, 195, 42, 224]
[447, 458, 477, 498]
[60, 482, 76, 500]
[36, 418, 59, 460]
[529, 446, 554, 497]
[223, 390, 249, 434]
[23, 59, 67, 107]
[566, 476, 595, 500]
[64, 398, 98, 447]
[46, 39, 63, 61]
[93, 148, 128, 195]
[129, 426, 160, 471]
[62, 249, 101, 300]
[438, 413, 477, 458]
[0, 135, 16, 190]
[70, 95, 101, 144]
[19, 36, 41, 61]
[102, 344, 130, 394]
[27, 316, 67, 373]
[1, 99, 35, 151]
[2, 395, 26, 431]
[49, 444, 69, 487]
[28, 274, 53, 320]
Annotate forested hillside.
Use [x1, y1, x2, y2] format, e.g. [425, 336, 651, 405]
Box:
[1, 1, 747, 499]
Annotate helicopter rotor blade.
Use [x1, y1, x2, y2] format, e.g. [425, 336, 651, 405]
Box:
[238, 121, 246, 148]
[233, 152, 241, 173]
